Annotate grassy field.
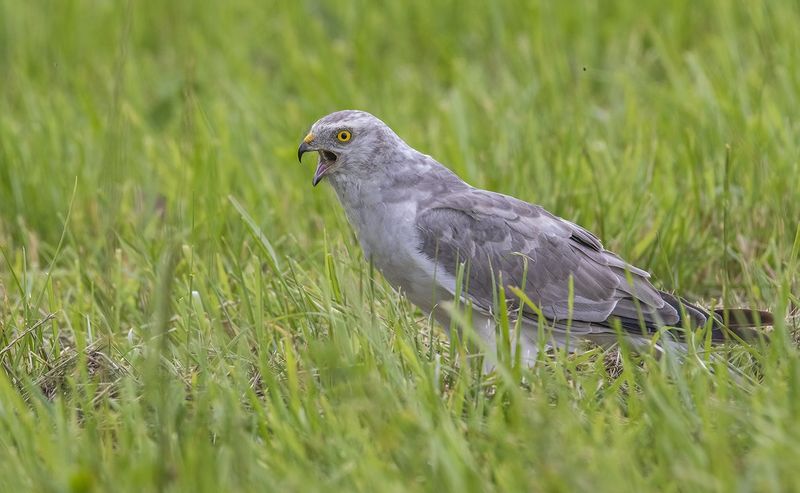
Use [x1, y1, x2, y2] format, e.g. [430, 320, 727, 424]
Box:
[1, 0, 799, 491]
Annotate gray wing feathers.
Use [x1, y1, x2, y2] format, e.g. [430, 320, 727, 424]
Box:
[415, 190, 679, 330]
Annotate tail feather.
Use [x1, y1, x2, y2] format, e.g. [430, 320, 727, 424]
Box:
[713, 308, 775, 328]
[660, 292, 773, 343]
[713, 308, 774, 342]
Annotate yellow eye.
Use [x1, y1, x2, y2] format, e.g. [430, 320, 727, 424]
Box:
[336, 130, 352, 142]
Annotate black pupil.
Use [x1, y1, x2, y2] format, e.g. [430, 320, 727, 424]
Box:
[341, 132, 347, 139]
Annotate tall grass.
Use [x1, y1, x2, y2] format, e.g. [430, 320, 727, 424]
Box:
[0, 0, 798, 491]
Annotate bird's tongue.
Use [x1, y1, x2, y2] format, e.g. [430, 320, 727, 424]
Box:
[312, 161, 329, 186]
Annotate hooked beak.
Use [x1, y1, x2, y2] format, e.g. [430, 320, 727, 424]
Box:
[297, 133, 337, 187]
[297, 141, 312, 163]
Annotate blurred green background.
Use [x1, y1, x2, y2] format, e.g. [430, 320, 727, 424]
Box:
[0, 0, 799, 491]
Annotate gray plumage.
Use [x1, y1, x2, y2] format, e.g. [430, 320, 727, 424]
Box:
[297, 110, 771, 365]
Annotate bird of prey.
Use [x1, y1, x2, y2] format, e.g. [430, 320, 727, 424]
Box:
[297, 110, 772, 365]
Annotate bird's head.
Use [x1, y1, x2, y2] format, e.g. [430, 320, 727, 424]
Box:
[297, 110, 398, 186]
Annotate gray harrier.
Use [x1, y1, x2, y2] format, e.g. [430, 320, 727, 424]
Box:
[298, 110, 771, 365]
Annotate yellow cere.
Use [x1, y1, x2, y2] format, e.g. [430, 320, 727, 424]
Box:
[303, 132, 315, 144]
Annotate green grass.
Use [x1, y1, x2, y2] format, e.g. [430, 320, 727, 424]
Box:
[1, 0, 799, 491]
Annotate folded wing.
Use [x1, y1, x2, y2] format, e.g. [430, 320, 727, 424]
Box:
[415, 189, 680, 333]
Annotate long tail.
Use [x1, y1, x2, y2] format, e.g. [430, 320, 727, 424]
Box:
[660, 292, 773, 342]
[712, 308, 774, 341]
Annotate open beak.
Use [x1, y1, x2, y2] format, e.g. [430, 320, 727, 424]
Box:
[311, 158, 330, 187]
[298, 136, 337, 187]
